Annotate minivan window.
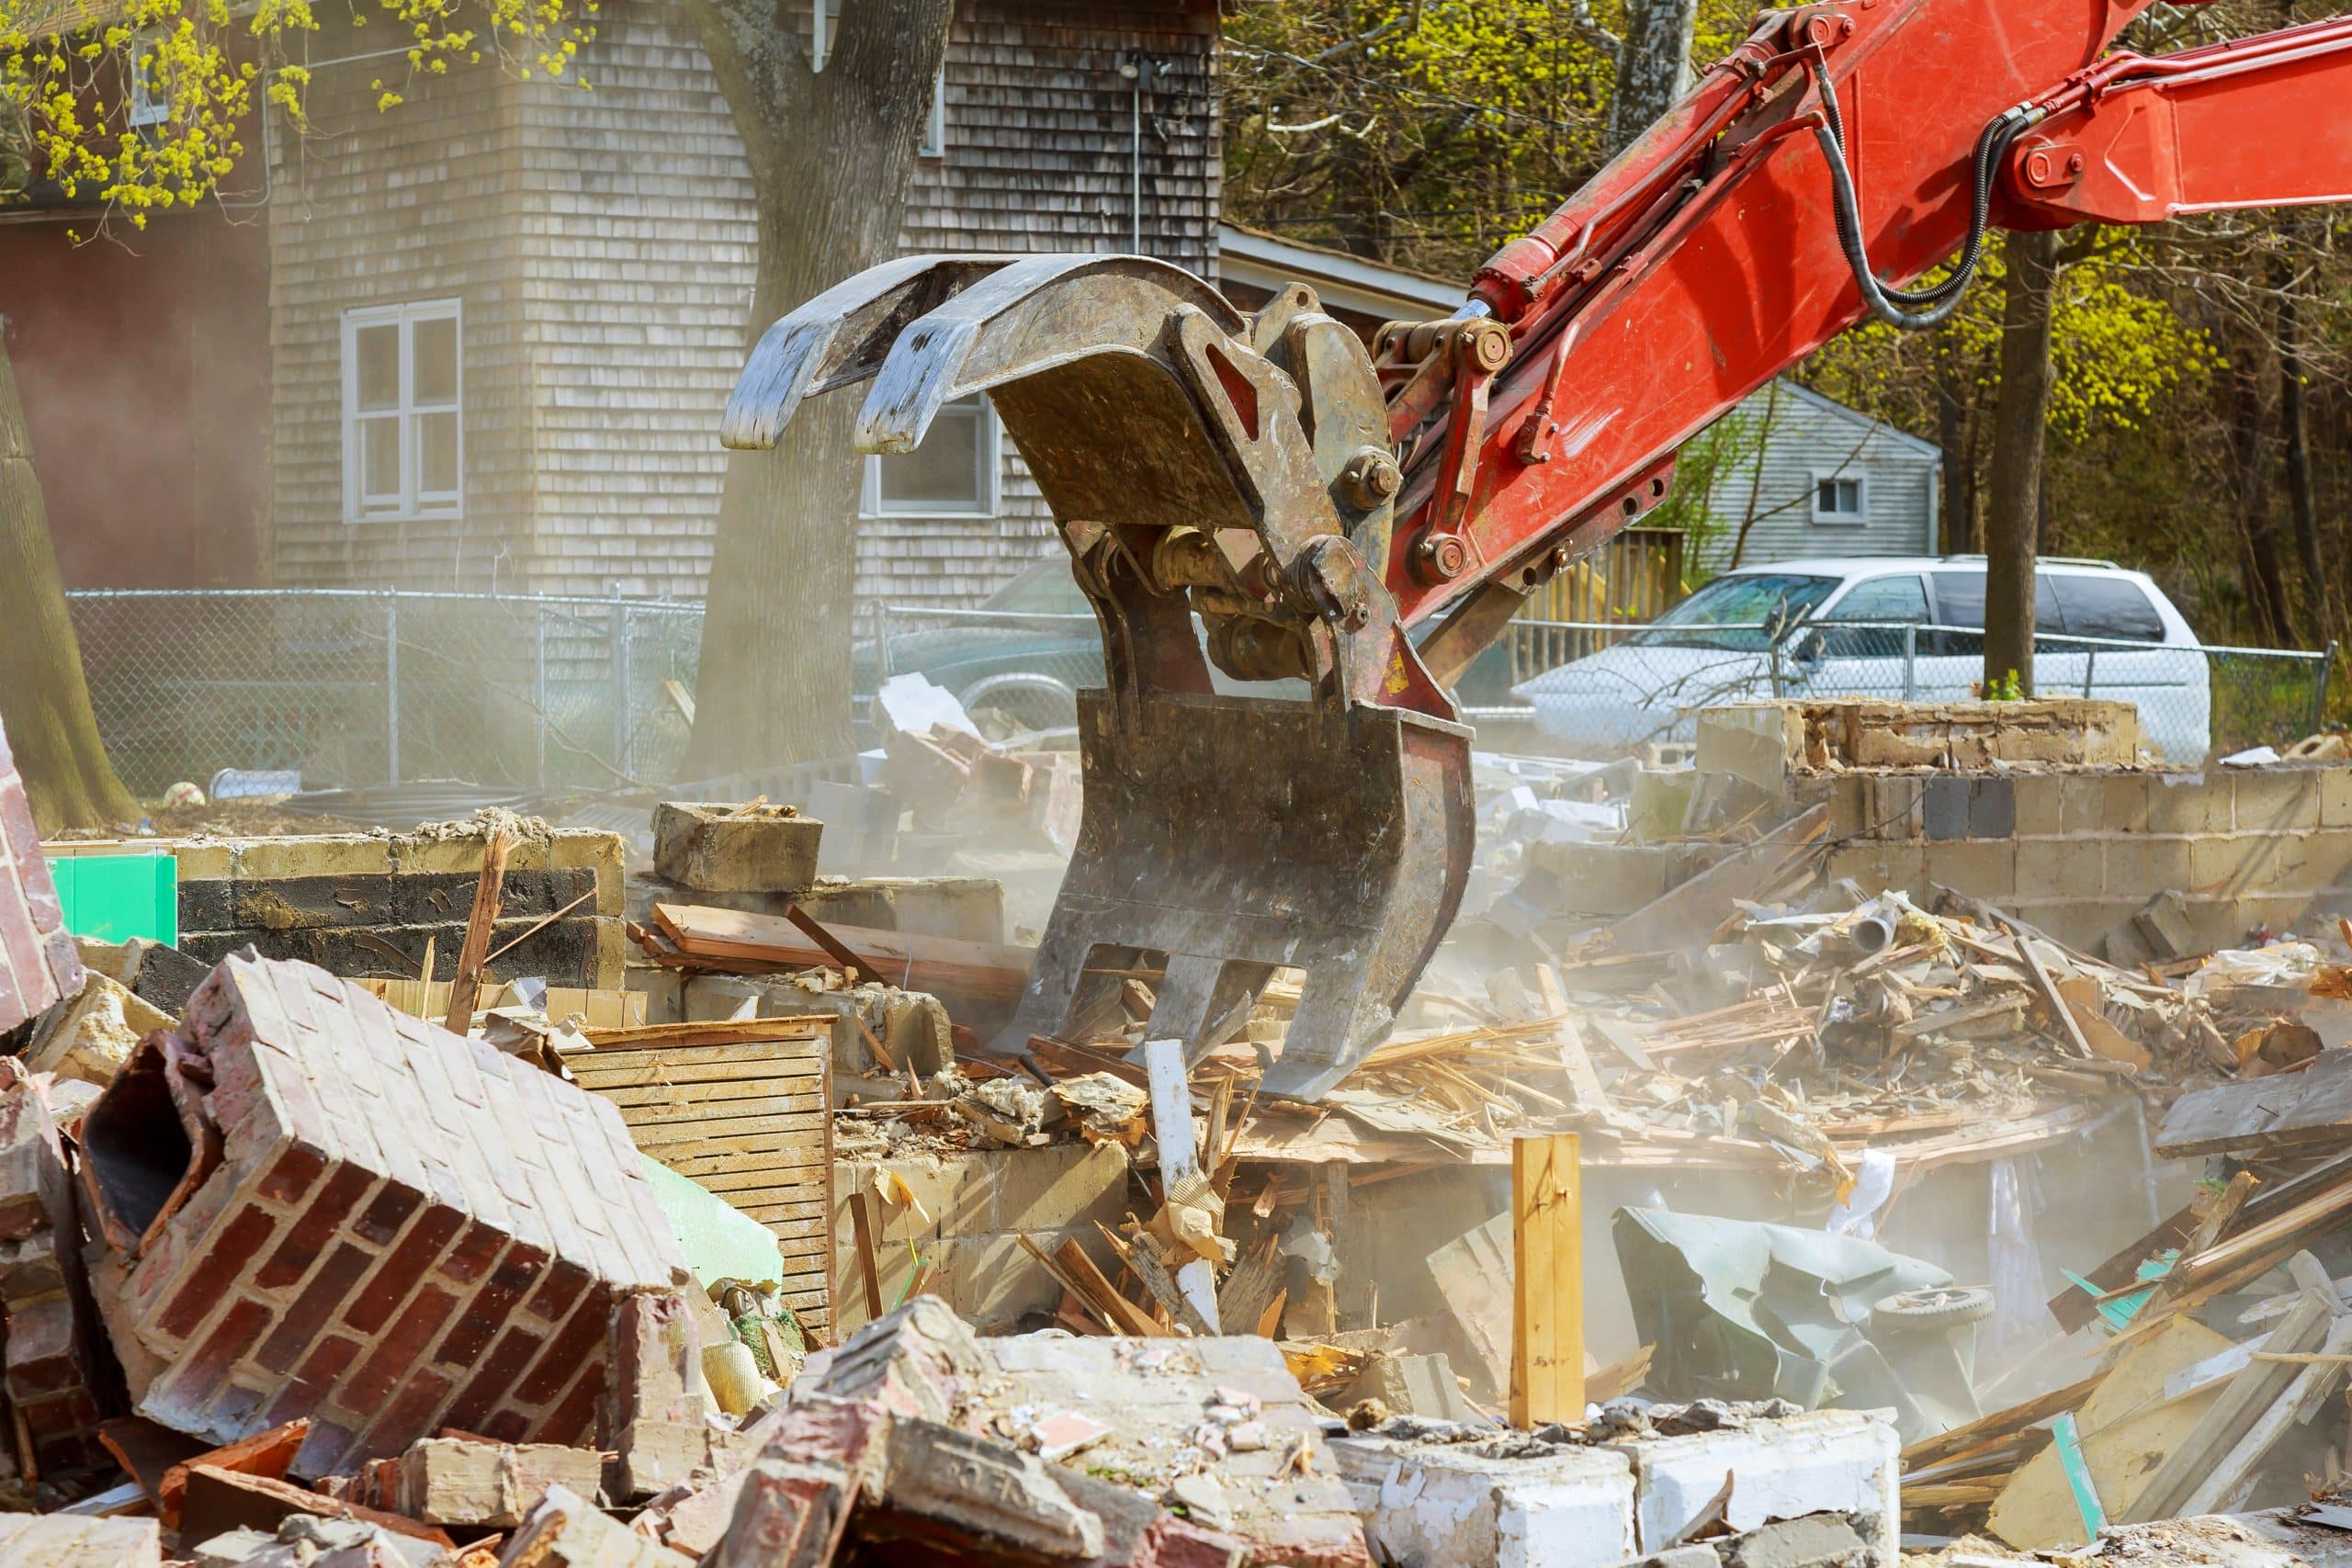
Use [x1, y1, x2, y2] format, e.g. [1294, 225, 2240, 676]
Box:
[2047, 575, 2165, 643]
[1926, 570, 2064, 656]
[1632, 573, 1838, 650]
[1817, 575, 1928, 658]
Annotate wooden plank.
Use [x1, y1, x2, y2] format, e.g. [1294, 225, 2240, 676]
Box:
[848, 1189, 884, 1319]
[618, 1105, 831, 1141]
[1049, 1235, 1167, 1337]
[2175, 1167, 2352, 1290]
[1509, 1132, 1582, 1427]
[1532, 965, 1610, 1112]
[583, 1016, 832, 1050]
[641, 1152, 831, 1187]
[1902, 1370, 2114, 1472]
[652, 903, 1033, 1001]
[594, 1076, 828, 1109]
[2115, 1288, 2337, 1523]
[2156, 1047, 2352, 1157]
[444, 829, 513, 1033]
[610, 1092, 828, 1128]
[571, 1040, 831, 1074]
[1996, 916, 2092, 1061]
[2175, 1314, 2352, 1518]
[570, 1057, 830, 1089]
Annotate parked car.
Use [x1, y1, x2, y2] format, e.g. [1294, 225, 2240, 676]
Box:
[856, 558, 1521, 733]
[1512, 556, 2212, 760]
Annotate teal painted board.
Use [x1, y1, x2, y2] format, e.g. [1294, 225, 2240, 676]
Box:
[45, 854, 177, 945]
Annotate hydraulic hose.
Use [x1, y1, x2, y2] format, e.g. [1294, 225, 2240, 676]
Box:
[1807, 59, 2045, 331]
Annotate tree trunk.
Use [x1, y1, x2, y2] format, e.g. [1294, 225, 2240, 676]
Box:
[681, 0, 956, 776]
[0, 331, 139, 832]
[1982, 229, 2061, 696]
[1608, 0, 1696, 157]
[1933, 344, 1974, 553]
[2231, 354, 2299, 647]
[2277, 285, 2331, 641]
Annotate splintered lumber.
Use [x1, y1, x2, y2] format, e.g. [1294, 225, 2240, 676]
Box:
[444, 828, 513, 1032]
[1901, 1370, 2114, 1473]
[1509, 1133, 1582, 1427]
[2115, 1287, 2338, 1524]
[1532, 965, 1609, 1112]
[652, 903, 1032, 1002]
[2155, 1047, 2352, 1158]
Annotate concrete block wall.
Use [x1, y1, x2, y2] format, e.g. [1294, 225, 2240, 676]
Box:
[1823, 762, 2352, 953]
[78, 953, 691, 1475]
[831, 1145, 1132, 1335]
[1330, 1408, 1899, 1568]
[45, 829, 627, 987]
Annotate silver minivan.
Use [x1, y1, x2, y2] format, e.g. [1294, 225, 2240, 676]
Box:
[1513, 555, 2210, 761]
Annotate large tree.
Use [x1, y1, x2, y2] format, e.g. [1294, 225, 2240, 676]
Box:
[0, 0, 596, 828]
[680, 0, 956, 775]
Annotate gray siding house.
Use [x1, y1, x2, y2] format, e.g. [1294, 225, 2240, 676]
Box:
[1691, 380, 1943, 570]
[266, 0, 1221, 609]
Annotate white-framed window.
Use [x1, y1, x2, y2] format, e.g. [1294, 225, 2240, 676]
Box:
[810, 0, 842, 68]
[129, 35, 171, 129]
[342, 299, 462, 524]
[1810, 468, 1867, 524]
[862, 394, 999, 517]
[813, 0, 945, 154]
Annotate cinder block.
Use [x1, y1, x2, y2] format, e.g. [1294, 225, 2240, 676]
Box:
[1607, 1409, 1897, 1562]
[2101, 834, 2195, 897]
[1920, 777, 1970, 841]
[2005, 898, 2132, 954]
[1869, 775, 1922, 840]
[1693, 705, 1803, 795]
[1821, 842, 1927, 897]
[2009, 773, 2064, 837]
[2320, 765, 2352, 829]
[1828, 775, 1872, 840]
[1968, 776, 2016, 839]
[2013, 837, 2102, 899]
[2146, 773, 2232, 834]
[985, 1143, 1132, 1235]
[627, 965, 684, 1025]
[2062, 773, 2148, 835]
[1329, 1434, 1638, 1568]
[1917, 837, 2018, 898]
[2233, 768, 2324, 832]
[654, 803, 822, 895]
[230, 835, 390, 882]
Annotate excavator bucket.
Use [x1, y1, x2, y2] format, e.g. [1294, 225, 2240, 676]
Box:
[724, 254, 1474, 1100]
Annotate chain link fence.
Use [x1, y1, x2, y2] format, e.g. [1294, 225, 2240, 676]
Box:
[1504, 617, 2336, 761]
[67, 591, 703, 796]
[63, 592, 2337, 795]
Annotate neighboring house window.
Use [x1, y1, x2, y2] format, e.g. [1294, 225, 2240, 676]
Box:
[129, 37, 170, 129]
[342, 300, 461, 524]
[864, 395, 998, 517]
[810, 0, 842, 68]
[1811, 469, 1867, 524]
[814, 0, 945, 153]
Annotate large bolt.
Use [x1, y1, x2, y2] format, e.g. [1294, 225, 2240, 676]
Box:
[1411, 531, 1470, 584]
[1340, 447, 1403, 510]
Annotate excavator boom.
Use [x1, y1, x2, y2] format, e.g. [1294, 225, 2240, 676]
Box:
[724, 1, 2352, 1100]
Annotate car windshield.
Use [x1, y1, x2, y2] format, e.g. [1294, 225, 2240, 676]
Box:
[982, 559, 1092, 615]
[1630, 573, 1839, 650]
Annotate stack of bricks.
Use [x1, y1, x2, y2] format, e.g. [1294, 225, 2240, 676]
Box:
[0, 712, 84, 1031]
[0, 1059, 112, 1479]
[76, 951, 694, 1477]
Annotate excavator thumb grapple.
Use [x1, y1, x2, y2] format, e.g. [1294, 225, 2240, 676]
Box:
[723, 254, 1474, 1101]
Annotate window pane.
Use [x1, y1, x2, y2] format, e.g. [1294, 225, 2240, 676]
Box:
[1819, 577, 1925, 659]
[417, 412, 458, 496]
[358, 416, 401, 501]
[876, 399, 984, 510]
[413, 315, 458, 405]
[2049, 576, 2165, 643]
[355, 324, 400, 412]
[1632, 572, 1838, 650]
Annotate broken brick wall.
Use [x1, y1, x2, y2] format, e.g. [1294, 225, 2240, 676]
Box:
[76, 952, 691, 1476]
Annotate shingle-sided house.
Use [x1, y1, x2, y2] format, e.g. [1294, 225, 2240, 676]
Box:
[1690, 379, 1944, 568]
[264, 0, 1222, 609]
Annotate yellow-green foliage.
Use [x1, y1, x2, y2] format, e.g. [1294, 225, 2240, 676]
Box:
[0, 0, 594, 229]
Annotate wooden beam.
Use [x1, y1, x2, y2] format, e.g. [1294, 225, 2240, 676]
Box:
[443, 829, 513, 1033]
[1510, 1132, 1582, 1428]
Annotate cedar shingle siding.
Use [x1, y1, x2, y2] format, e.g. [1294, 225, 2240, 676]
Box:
[267, 0, 1220, 608]
[1692, 381, 1942, 569]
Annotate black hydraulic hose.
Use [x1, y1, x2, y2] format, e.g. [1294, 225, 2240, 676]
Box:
[1807, 59, 2045, 331]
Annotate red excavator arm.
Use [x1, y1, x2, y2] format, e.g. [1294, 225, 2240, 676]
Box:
[721, 3, 2352, 1099]
[1406, 4, 2352, 678]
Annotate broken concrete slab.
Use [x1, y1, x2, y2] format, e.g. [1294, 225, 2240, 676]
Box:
[1601, 1410, 1897, 1563]
[75, 951, 695, 1472]
[0, 1513, 163, 1566]
[497, 1483, 694, 1566]
[1328, 1430, 1638, 1568]
[653, 802, 823, 894]
[25, 969, 172, 1086]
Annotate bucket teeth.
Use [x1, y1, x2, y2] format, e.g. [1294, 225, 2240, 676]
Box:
[723, 254, 1477, 1102]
